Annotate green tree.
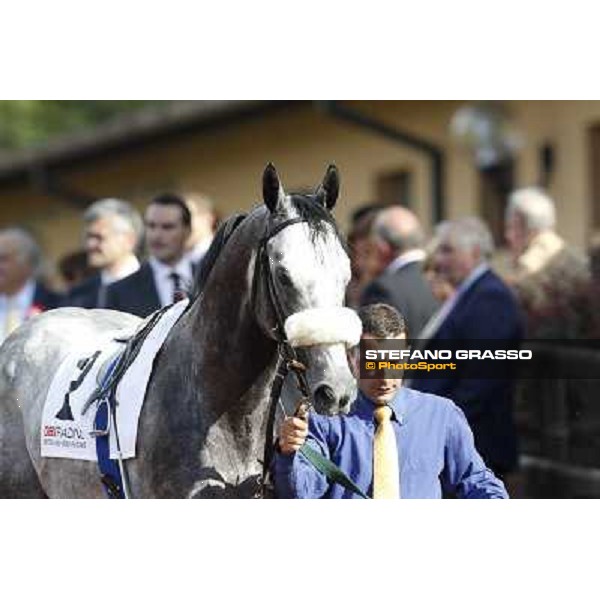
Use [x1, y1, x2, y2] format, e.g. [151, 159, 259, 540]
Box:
[0, 100, 169, 151]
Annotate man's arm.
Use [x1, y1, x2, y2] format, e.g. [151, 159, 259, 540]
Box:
[441, 403, 508, 499]
[272, 415, 332, 499]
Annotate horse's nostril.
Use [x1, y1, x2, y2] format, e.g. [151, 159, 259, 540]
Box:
[314, 384, 336, 407]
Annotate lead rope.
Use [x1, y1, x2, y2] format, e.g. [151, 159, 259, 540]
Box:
[260, 346, 312, 497]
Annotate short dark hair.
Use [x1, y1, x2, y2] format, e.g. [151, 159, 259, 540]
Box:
[348, 209, 380, 244]
[350, 203, 384, 226]
[149, 193, 192, 228]
[357, 303, 408, 338]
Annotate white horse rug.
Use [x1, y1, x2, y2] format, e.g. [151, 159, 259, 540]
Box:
[41, 300, 189, 461]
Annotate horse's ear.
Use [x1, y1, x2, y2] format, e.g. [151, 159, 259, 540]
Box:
[315, 164, 340, 210]
[263, 163, 285, 213]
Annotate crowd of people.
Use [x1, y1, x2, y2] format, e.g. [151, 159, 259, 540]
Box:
[0, 184, 593, 498]
[346, 187, 592, 343]
[341, 186, 598, 496]
[0, 191, 218, 344]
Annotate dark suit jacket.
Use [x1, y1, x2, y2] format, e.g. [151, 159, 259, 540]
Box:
[360, 260, 439, 339]
[62, 274, 102, 309]
[33, 282, 62, 311]
[409, 269, 524, 474]
[104, 262, 161, 318]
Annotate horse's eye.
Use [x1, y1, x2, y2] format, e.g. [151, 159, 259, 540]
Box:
[277, 269, 293, 287]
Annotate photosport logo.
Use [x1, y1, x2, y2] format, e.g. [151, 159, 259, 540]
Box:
[359, 338, 537, 380]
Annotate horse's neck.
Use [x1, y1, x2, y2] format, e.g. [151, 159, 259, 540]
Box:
[140, 254, 277, 495]
[187, 297, 277, 404]
[180, 245, 279, 481]
[182, 226, 279, 421]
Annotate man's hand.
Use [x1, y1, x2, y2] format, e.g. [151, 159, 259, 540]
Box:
[278, 417, 309, 455]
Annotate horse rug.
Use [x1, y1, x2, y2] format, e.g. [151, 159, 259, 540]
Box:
[41, 300, 189, 461]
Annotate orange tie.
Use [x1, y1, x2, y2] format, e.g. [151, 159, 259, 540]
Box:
[373, 405, 401, 499]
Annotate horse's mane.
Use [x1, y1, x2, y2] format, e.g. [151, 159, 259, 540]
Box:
[189, 194, 347, 301]
[189, 212, 247, 300]
[288, 194, 349, 253]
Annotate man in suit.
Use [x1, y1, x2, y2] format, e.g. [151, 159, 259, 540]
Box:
[360, 206, 438, 338]
[105, 193, 194, 318]
[409, 217, 524, 477]
[64, 198, 143, 308]
[0, 228, 61, 343]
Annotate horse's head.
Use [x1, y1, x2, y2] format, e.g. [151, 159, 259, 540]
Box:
[252, 163, 361, 415]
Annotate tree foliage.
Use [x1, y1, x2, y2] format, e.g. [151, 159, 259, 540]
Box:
[0, 101, 169, 151]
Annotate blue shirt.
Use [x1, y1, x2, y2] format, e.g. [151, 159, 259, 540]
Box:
[273, 387, 508, 499]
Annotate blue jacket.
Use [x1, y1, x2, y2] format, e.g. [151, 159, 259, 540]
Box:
[410, 269, 524, 473]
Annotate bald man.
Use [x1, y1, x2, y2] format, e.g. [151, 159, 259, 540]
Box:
[0, 228, 61, 343]
[360, 206, 438, 338]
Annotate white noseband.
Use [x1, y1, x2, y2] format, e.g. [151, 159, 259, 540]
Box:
[284, 307, 362, 348]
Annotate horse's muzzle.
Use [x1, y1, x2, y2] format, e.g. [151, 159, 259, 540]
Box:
[313, 383, 353, 415]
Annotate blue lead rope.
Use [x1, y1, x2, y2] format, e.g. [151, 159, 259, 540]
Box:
[92, 355, 126, 499]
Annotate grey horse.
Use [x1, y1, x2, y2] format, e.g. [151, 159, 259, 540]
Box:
[0, 164, 359, 498]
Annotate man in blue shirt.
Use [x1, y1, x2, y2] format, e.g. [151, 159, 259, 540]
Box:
[273, 304, 507, 499]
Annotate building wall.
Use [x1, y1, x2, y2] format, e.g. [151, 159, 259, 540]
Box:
[0, 100, 599, 283]
[508, 101, 600, 247]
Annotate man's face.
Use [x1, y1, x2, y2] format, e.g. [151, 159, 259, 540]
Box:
[351, 236, 383, 281]
[373, 237, 395, 270]
[0, 235, 32, 295]
[145, 204, 190, 265]
[85, 216, 135, 270]
[353, 333, 405, 406]
[434, 235, 479, 287]
[424, 258, 455, 303]
[504, 212, 529, 260]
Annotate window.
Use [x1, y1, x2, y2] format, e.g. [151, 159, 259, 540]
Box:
[376, 169, 413, 208]
[479, 161, 514, 246]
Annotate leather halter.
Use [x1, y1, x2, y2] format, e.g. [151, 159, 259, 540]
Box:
[251, 216, 316, 495]
[252, 218, 301, 335]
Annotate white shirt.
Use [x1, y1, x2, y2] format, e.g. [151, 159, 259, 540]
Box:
[0, 279, 36, 342]
[100, 255, 140, 286]
[384, 249, 427, 275]
[149, 256, 194, 307]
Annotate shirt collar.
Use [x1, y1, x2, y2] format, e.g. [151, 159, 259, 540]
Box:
[352, 387, 408, 424]
[384, 249, 426, 275]
[149, 256, 193, 280]
[455, 262, 489, 296]
[0, 279, 36, 310]
[101, 255, 140, 285]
